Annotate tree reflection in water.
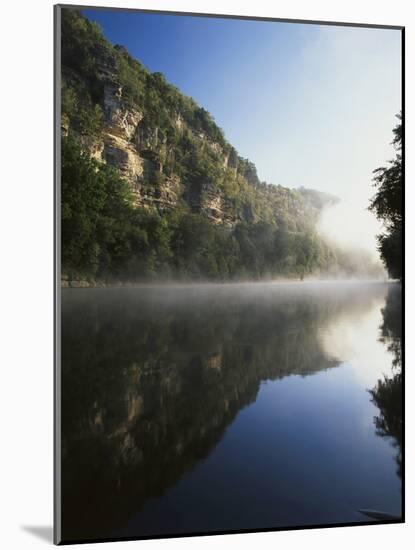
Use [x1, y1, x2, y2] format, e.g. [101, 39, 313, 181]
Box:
[370, 284, 402, 478]
[60, 282, 396, 541]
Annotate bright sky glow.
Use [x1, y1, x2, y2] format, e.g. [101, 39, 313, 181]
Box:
[83, 9, 402, 256]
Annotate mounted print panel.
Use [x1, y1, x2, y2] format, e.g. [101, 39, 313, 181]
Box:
[54, 4, 404, 545]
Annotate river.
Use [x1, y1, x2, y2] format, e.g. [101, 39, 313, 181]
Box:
[60, 281, 402, 542]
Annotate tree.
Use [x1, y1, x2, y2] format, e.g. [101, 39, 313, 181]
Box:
[61, 135, 135, 278]
[369, 114, 403, 279]
[369, 285, 402, 478]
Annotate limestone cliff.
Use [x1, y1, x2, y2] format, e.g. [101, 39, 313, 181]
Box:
[61, 9, 337, 230]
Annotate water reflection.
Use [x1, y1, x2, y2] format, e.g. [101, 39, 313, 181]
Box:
[370, 284, 402, 479]
[60, 282, 401, 541]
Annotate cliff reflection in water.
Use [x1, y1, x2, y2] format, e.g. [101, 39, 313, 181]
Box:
[370, 284, 402, 478]
[61, 282, 396, 541]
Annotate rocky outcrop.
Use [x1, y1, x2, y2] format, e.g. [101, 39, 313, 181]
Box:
[200, 184, 225, 224]
[103, 83, 142, 139]
[78, 77, 188, 212]
[98, 83, 145, 202]
[63, 37, 243, 220]
[141, 174, 182, 212]
[61, 9, 336, 230]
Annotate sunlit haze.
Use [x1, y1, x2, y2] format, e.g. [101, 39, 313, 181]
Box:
[83, 10, 402, 258]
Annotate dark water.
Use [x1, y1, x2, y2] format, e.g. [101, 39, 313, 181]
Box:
[60, 281, 402, 542]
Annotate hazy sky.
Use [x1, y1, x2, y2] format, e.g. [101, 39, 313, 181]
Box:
[83, 9, 402, 255]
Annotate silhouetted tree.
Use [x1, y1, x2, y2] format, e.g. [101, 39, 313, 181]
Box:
[369, 114, 403, 279]
[369, 285, 402, 478]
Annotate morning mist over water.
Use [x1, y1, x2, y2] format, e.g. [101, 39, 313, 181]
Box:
[61, 281, 402, 540]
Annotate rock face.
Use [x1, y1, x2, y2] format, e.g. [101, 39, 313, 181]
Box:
[77, 73, 192, 213]
[99, 83, 145, 202]
[103, 84, 139, 136]
[95, 85, 236, 219]
[86, 82, 237, 219]
[61, 13, 247, 224]
[61, 9, 337, 229]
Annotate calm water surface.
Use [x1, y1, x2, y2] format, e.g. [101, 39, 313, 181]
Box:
[61, 281, 402, 542]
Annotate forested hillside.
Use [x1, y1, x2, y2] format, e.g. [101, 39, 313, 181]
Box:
[60, 9, 380, 284]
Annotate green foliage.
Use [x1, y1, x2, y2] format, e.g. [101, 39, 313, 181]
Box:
[61, 135, 339, 283]
[369, 114, 403, 279]
[61, 9, 113, 89]
[297, 186, 338, 210]
[237, 157, 260, 186]
[61, 135, 135, 278]
[115, 48, 147, 107]
[370, 372, 402, 478]
[61, 76, 104, 137]
[369, 285, 402, 478]
[60, 10, 332, 231]
[61, 10, 228, 147]
[60, 9, 380, 284]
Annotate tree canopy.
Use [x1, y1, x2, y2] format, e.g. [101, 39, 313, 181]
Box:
[369, 114, 403, 279]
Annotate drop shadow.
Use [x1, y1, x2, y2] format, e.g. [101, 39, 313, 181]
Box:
[21, 525, 53, 543]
